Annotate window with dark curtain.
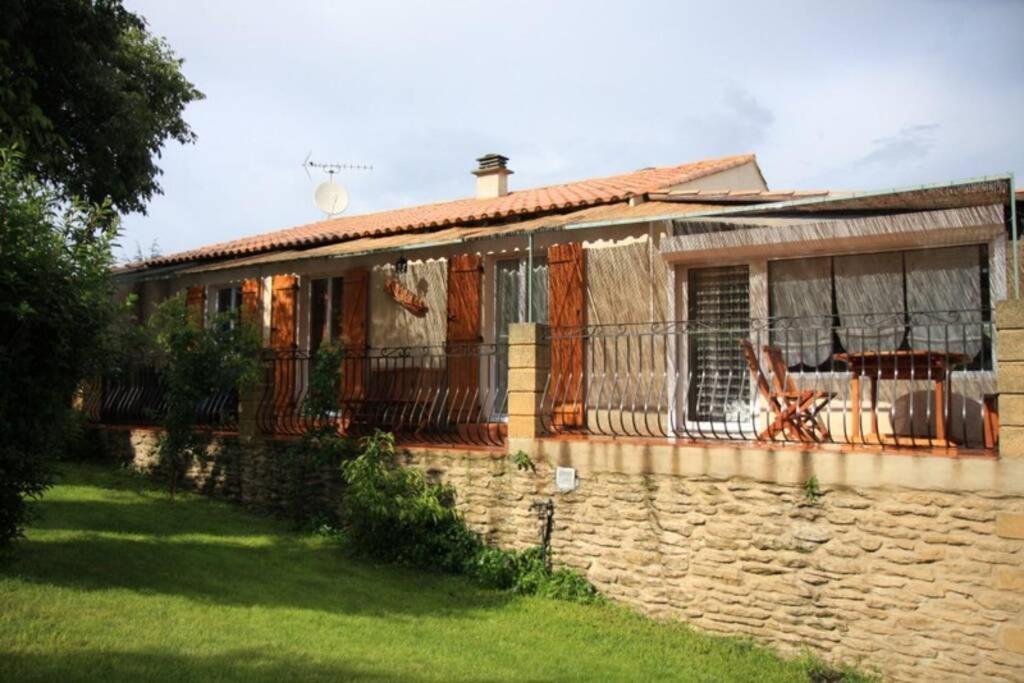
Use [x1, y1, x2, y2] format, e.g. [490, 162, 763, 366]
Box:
[309, 278, 328, 354]
[329, 277, 343, 342]
[216, 286, 241, 329]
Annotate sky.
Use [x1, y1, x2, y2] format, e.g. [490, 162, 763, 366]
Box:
[119, 0, 1024, 261]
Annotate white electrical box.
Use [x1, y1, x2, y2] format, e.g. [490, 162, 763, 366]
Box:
[555, 467, 577, 492]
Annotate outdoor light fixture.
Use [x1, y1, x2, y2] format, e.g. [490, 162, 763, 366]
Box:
[394, 255, 408, 275]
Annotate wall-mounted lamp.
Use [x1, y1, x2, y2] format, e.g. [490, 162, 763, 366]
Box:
[394, 255, 408, 275]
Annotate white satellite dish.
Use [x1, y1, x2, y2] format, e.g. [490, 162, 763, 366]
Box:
[314, 181, 349, 217]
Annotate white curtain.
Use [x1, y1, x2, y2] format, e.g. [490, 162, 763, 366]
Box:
[530, 259, 549, 324]
[834, 252, 906, 353]
[905, 246, 983, 358]
[768, 257, 833, 367]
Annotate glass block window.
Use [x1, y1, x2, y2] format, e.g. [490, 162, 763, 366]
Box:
[687, 265, 750, 421]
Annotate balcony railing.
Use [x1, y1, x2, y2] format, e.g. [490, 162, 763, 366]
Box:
[540, 311, 997, 451]
[86, 365, 238, 431]
[257, 344, 507, 447]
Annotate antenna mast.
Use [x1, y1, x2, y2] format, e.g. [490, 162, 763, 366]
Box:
[301, 152, 373, 217]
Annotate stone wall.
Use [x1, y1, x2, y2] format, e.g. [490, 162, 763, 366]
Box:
[99, 425, 1024, 681]
[409, 446, 1024, 683]
[97, 427, 345, 523]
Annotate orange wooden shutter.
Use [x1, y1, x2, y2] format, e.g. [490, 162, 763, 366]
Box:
[269, 275, 299, 429]
[548, 242, 586, 428]
[270, 275, 298, 349]
[185, 285, 206, 327]
[447, 254, 482, 416]
[341, 269, 369, 402]
[240, 278, 262, 329]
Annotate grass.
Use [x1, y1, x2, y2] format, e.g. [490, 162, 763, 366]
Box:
[0, 463, 867, 682]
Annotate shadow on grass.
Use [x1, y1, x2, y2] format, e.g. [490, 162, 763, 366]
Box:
[3, 464, 512, 620]
[0, 647, 502, 683]
[28, 499, 276, 538]
[3, 533, 513, 620]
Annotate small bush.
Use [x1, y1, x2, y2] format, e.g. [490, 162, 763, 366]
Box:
[339, 431, 599, 603]
[797, 653, 878, 683]
[340, 431, 479, 571]
[469, 546, 518, 589]
[481, 546, 600, 603]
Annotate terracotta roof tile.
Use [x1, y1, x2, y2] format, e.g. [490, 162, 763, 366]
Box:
[141, 154, 754, 268]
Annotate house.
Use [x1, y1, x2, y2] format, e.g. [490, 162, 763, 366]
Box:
[106, 153, 1020, 455]
[101, 155, 1024, 681]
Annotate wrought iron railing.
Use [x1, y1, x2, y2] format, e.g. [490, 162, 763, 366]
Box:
[86, 365, 238, 431]
[257, 344, 508, 447]
[540, 311, 997, 451]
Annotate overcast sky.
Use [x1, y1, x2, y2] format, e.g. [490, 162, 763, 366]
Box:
[119, 0, 1024, 260]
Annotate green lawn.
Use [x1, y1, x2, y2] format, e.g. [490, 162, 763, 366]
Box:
[0, 463, 858, 682]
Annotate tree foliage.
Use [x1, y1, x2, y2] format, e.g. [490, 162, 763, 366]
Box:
[283, 341, 360, 527]
[147, 295, 260, 497]
[0, 149, 118, 546]
[0, 0, 204, 213]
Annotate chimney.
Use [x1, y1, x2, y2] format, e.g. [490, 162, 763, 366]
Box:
[472, 153, 512, 199]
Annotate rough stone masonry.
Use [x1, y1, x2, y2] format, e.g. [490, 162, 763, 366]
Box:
[409, 447, 1024, 683]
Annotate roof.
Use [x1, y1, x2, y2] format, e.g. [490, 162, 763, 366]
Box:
[131, 154, 755, 270]
[669, 177, 1014, 218]
[170, 201, 723, 277]
[650, 189, 833, 203]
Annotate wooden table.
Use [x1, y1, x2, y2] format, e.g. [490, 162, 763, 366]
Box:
[832, 350, 966, 445]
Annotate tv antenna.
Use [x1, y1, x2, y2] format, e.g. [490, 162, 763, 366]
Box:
[301, 152, 373, 218]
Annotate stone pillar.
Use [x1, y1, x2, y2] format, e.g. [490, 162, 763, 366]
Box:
[507, 322, 549, 442]
[995, 511, 1024, 655]
[997, 299, 1024, 458]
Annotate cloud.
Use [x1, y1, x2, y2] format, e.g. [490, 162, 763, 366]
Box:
[722, 87, 775, 141]
[856, 124, 939, 167]
[682, 87, 776, 158]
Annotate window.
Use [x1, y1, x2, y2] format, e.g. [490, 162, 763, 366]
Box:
[494, 257, 548, 412]
[687, 265, 751, 421]
[768, 245, 991, 370]
[495, 258, 548, 336]
[216, 286, 242, 329]
[309, 277, 343, 353]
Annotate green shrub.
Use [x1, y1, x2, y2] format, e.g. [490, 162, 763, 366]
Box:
[339, 431, 600, 603]
[469, 546, 518, 589]
[475, 546, 600, 603]
[340, 430, 481, 571]
[535, 567, 601, 602]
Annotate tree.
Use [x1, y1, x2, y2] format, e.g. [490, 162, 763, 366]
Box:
[0, 149, 118, 545]
[148, 295, 260, 497]
[0, 0, 203, 213]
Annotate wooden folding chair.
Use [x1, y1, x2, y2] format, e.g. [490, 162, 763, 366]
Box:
[739, 340, 834, 443]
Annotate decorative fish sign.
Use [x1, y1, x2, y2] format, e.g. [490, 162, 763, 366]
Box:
[383, 278, 429, 317]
